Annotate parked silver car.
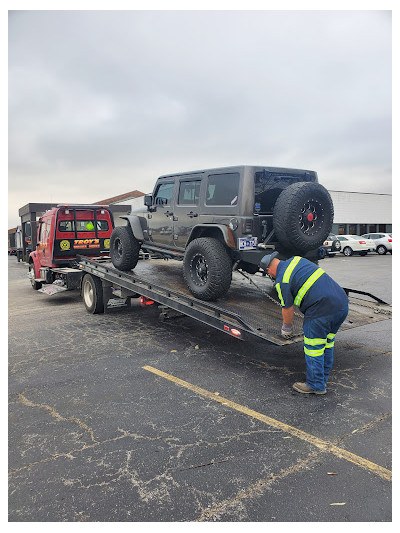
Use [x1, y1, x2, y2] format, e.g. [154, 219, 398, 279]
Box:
[361, 233, 392, 255]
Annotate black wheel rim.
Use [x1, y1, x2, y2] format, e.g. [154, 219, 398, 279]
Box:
[113, 238, 123, 259]
[190, 253, 209, 286]
[298, 199, 325, 236]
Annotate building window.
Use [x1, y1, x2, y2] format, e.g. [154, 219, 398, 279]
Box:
[349, 224, 357, 235]
[359, 224, 367, 235]
[368, 224, 377, 233]
[338, 224, 347, 235]
[378, 224, 386, 232]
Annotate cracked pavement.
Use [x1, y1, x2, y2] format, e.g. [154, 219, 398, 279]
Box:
[8, 254, 391, 521]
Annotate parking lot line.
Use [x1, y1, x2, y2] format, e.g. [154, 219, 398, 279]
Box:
[143, 365, 392, 482]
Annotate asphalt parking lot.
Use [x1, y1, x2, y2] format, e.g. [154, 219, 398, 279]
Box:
[8, 253, 392, 522]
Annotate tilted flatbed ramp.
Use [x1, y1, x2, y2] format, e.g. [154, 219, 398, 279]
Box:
[78, 256, 391, 346]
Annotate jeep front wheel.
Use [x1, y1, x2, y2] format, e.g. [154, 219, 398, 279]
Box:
[110, 226, 140, 271]
[183, 238, 232, 301]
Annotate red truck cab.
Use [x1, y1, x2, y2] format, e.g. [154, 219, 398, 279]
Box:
[28, 204, 114, 290]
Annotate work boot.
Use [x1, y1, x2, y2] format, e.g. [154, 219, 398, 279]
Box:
[293, 382, 326, 395]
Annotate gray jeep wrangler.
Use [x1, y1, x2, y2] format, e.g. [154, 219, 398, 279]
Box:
[110, 165, 334, 301]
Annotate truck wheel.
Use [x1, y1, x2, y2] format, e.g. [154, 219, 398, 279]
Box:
[183, 238, 232, 301]
[273, 182, 334, 252]
[28, 262, 42, 290]
[82, 274, 104, 314]
[110, 226, 140, 271]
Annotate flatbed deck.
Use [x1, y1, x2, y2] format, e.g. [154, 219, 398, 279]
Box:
[78, 256, 391, 346]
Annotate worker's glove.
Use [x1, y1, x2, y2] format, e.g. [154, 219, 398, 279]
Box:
[281, 322, 293, 339]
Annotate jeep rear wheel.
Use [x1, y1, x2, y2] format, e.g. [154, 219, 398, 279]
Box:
[183, 238, 232, 301]
[273, 182, 334, 252]
[110, 226, 140, 271]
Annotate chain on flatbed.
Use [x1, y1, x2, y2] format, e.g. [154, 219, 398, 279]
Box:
[236, 269, 303, 318]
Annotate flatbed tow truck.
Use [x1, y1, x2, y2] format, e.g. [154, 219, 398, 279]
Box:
[77, 255, 391, 346]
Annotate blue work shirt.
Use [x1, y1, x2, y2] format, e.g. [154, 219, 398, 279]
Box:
[275, 257, 348, 318]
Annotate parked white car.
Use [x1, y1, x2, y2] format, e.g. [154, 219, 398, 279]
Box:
[361, 233, 392, 255]
[337, 235, 376, 257]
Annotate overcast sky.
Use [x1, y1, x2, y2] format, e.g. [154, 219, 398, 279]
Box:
[8, 9, 392, 228]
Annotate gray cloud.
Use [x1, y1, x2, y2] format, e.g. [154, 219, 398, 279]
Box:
[8, 10, 391, 227]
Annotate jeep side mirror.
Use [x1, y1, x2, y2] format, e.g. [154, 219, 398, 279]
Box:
[144, 194, 153, 207]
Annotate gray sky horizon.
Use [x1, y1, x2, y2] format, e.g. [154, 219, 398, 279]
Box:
[8, 10, 392, 228]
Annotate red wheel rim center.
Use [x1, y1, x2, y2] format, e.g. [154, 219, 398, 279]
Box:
[307, 213, 314, 222]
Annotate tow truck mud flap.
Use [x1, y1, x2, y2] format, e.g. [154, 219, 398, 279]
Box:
[38, 284, 68, 296]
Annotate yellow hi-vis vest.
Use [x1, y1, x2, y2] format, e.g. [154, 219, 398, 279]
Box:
[278, 256, 325, 307]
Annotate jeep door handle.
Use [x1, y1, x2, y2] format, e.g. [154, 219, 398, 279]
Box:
[164, 211, 173, 217]
[187, 211, 198, 218]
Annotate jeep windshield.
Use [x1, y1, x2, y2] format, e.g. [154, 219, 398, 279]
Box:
[254, 169, 317, 214]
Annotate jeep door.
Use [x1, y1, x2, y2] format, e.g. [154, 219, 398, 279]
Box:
[148, 180, 175, 247]
[173, 177, 202, 249]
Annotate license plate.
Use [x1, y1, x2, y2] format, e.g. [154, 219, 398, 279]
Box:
[238, 237, 258, 250]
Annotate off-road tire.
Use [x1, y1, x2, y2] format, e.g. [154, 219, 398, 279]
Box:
[110, 225, 140, 271]
[82, 274, 104, 314]
[183, 238, 232, 301]
[28, 261, 42, 290]
[273, 182, 333, 252]
[376, 245, 387, 255]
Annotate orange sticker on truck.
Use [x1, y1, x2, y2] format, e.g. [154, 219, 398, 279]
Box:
[73, 239, 100, 249]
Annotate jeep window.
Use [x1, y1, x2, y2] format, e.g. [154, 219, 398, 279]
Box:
[206, 173, 239, 206]
[58, 220, 109, 232]
[178, 180, 201, 205]
[254, 170, 315, 214]
[154, 182, 174, 206]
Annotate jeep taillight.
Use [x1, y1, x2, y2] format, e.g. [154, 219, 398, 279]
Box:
[242, 219, 253, 234]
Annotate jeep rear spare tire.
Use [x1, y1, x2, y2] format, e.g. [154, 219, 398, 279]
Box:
[183, 238, 232, 301]
[110, 226, 140, 271]
[273, 182, 334, 252]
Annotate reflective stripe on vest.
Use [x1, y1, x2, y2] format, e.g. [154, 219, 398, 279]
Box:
[294, 268, 325, 306]
[275, 283, 285, 306]
[282, 256, 302, 283]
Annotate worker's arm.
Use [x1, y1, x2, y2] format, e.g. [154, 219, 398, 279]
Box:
[281, 306, 294, 338]
[282, 306, 294, 325]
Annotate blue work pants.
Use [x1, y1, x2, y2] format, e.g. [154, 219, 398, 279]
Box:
[302, 306, 348, 391]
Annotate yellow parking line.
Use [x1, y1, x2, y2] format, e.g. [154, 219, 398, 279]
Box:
[143, 365, 392, 482]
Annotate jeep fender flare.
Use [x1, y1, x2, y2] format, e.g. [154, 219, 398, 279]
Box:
[28, 252, 41, 278]
[119, 215, 145, 242]
[187, 224, 236, 249]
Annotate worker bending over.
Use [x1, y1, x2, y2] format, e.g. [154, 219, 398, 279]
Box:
[260, 252, 349, 395]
